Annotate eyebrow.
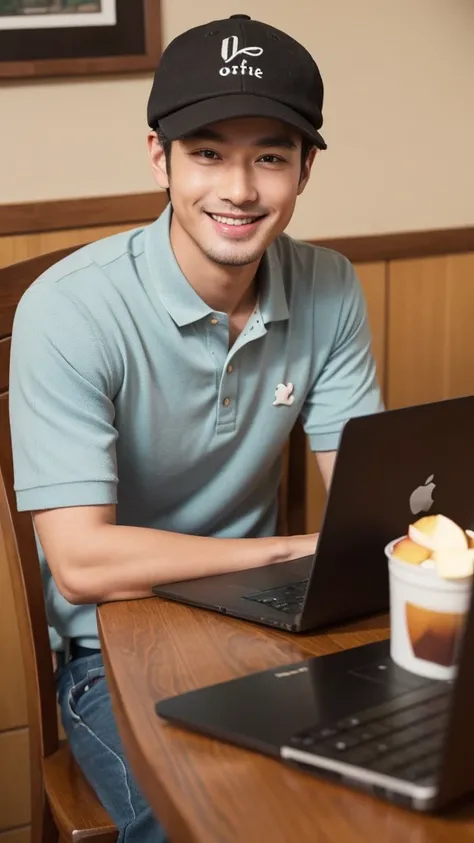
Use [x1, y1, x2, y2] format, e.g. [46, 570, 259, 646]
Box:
[183, 128, 297, 150]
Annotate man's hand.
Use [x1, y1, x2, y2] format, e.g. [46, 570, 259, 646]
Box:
[286, 532, 319, 560]
[33, 505, 319, 606]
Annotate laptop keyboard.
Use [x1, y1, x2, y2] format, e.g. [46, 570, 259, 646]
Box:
[288, 677, 452, 784]
[242, 579, 308, 614]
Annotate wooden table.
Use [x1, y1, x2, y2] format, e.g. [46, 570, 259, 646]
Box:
[97, 599, 474, 843]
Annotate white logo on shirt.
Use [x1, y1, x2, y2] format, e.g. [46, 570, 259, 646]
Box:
[273, 383, 295, 406]
[219, 35, 264, 78]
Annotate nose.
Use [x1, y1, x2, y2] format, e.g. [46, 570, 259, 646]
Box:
[217, 164, 258, 207]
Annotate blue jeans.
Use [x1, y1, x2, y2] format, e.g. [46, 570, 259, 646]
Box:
[56, 653, 168, 843]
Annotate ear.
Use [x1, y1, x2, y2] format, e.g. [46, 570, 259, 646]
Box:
[297, 147, 318, 196]
[147, 131, 170, 190]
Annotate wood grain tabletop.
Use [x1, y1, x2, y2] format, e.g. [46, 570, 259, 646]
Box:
[97, 598, 474, 843]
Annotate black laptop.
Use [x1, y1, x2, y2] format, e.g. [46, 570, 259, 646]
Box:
[156, 605, 474, 812]
[153, 396, 474, 633]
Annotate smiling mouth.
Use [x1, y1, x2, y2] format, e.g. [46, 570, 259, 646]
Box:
[206, 212, 267, 227]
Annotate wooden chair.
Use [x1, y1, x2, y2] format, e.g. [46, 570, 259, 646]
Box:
[0, 248, 117, 843]
[0, 245, 307, 842]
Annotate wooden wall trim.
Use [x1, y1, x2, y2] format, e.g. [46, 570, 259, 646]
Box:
[0, 193, 168, 238]
[312, 228, 474, 263]
[0, 192, 473, 262]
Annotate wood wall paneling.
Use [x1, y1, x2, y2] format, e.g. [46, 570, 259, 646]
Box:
[0, 827, 30, 843]
[358, 262, 387, 402]
[387, 253, 474, 409]
[0, 729, 30, 831]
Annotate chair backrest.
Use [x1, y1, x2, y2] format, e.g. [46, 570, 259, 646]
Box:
[0, 247, 79, 839]
[0, 242, 307, 818]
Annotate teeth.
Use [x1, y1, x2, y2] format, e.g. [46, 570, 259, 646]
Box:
[211, 214, 259, 226]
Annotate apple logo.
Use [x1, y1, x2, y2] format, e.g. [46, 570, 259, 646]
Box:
[409, 474, 436, 515]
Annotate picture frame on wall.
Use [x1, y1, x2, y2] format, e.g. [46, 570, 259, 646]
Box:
[0, 0, 161, 79]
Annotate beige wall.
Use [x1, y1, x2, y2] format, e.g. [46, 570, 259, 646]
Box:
[1, 0, 473, 239]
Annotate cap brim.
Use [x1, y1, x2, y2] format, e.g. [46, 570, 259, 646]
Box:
[158, 94, 327, 150]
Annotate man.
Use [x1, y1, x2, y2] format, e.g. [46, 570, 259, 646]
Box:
[9, 13, 383, 843]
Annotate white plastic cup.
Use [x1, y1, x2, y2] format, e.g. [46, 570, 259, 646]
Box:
[385, 537, 472, 680]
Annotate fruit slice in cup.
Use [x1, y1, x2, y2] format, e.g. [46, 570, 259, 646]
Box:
[408, 514, 468, 553]
[433, 548, 474, 579]
[391, 538, 431, 565]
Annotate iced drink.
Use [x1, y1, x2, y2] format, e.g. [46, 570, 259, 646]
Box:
[385, 516, 474, 680]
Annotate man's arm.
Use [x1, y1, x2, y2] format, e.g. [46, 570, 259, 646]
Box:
[33, 505, 317, 605]
[314, 450, 336, 491]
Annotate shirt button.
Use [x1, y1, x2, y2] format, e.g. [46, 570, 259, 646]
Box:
[223, 397, 231, 407]
[227, 364, 233, 373]
[210, 317, 218, 325]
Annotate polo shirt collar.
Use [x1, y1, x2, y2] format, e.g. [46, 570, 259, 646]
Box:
[145, 205, 289, 327]
[145, 205, 212, 327]
[258, 242, 290, 325]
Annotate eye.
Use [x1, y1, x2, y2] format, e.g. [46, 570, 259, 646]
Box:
[258, 154, 286, 164]
[193, 149, 220, 160]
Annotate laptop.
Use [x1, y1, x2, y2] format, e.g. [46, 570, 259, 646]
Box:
[156, 608, 474, 813]
[153, 396, 474, 633]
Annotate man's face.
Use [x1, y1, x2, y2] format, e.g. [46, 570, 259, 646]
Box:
[149, 116, 316, 268]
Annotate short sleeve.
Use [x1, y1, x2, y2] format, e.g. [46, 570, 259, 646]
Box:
[9, 283, 119, 512]
[301, 257, 384, 452]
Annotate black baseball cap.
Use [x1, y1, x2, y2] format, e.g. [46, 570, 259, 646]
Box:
[147, 14, 327, 150]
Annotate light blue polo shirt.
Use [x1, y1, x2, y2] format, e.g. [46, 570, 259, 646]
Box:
[9, 204, 383, 648]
